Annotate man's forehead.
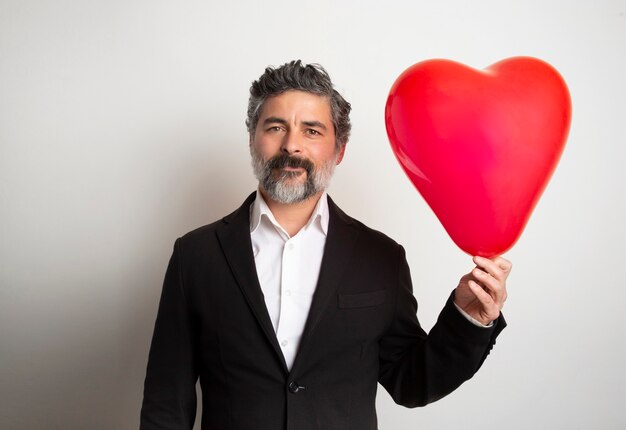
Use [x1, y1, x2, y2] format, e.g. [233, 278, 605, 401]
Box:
[258, 90, 332, 120]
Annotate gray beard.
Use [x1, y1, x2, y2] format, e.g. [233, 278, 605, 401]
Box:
[250, 149, 337, 204]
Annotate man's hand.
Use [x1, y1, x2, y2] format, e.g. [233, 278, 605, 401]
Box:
[454, 255, 512, 326]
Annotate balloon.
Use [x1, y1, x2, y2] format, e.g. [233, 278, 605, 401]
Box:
[385, 57, 571, 257]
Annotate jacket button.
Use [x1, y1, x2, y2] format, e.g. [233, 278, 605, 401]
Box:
[288, 381, 305, 394]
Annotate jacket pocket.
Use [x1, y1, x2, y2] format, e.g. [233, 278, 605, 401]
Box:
[338, 289, 386, 309]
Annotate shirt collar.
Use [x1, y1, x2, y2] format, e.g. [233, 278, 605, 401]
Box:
[250, 190, 329, 237]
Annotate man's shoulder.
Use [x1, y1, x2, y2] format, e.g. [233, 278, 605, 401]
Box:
[328, 197, 403, 251]
[348, 216, 403, 252]
[177, 192, 256, 246]
[179, 218, 224, 242]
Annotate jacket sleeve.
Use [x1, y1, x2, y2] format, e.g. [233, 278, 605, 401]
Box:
[140, 239, 199, 429]
[378, 245, 506, 407]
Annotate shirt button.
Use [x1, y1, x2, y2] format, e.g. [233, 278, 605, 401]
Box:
[287, 243, 294, 251]
[288, 381, 305, 394]
[284, 290, 291, 296]
[281, 340, 288, 347]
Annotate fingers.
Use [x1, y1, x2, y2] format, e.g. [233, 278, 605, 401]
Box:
[471, 255, 511, 310]
[468, 280, 500, 319]
[471, 267, 500, 292]
[473, 255, 512, 282]
[470, 267, 506, 307]
[493, 255, 513, 273]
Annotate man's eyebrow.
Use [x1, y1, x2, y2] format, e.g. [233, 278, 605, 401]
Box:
[262, 116, 288, 126]
[301, 120, 328, 131]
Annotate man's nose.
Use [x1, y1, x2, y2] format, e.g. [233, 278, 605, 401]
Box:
[281, 131, 303, 155]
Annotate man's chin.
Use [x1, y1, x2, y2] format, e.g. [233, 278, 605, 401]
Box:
[262, 181, 318, 204]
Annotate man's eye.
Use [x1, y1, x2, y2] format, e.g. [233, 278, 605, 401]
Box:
[268, 126, 283, 132]
[306, 129, 321, 136]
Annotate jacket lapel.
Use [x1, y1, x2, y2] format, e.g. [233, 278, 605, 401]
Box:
[290, 196, 360, 374]
[216, 193, 289, 373]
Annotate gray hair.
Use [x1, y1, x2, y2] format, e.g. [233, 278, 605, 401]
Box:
[246, 60, 352, 150]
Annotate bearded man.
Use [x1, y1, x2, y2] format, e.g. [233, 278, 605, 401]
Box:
[140, 60, 512, 430]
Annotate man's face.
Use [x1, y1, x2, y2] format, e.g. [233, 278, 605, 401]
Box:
[250, 90, 345, 204]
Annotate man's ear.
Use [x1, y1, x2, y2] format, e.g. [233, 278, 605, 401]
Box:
[335, 143, 347, 165]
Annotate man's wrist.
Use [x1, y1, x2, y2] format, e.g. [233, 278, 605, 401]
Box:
[453, 302, 494, 328]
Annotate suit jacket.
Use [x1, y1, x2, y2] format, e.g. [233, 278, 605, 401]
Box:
[140, 193, 505, 430]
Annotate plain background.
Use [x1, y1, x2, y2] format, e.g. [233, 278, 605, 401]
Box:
[1, 1, 625, 429]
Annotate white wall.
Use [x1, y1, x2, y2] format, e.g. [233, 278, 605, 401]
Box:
[1, 1, 625, 428]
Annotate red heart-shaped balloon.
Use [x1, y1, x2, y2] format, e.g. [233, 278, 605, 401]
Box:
[385, 57, 571, 257]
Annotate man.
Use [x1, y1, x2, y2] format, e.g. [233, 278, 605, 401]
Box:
[140, 60, 511, 430]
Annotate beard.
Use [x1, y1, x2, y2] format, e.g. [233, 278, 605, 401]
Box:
[250, 149, 337, 204]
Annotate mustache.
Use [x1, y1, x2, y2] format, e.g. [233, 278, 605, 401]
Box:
[265, 154, 314, 174]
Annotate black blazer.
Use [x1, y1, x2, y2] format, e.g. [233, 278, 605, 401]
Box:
[140, 193, 505, 430]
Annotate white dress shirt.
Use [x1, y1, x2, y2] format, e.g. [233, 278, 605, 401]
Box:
[249, 191, 490, 370]
[250, 190, 329, 370]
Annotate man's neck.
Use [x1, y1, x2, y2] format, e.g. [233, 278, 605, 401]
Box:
[259, 189, 323, 237]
